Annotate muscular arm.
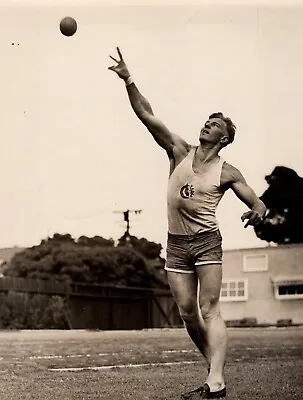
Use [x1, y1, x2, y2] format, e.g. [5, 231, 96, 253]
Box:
[222, 163, 267, 227]
[125, 82, 189, 157]
[108, 47, 189, 160]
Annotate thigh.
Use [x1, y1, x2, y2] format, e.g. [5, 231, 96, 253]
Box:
[196, 264, 223, 304]
[166, 270, 198, 312]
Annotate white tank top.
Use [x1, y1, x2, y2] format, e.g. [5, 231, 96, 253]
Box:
[167, 147, 225, 235]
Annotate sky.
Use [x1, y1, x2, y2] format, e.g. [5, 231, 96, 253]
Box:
[1, 0, 303, 254]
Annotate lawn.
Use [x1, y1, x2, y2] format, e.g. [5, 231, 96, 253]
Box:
[0, 327, 302, 399]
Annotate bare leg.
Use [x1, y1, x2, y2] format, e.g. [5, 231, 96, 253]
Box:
[197, 264, 227, 391]
[166, 271, 211, 364]
[167, 266, 227, 393]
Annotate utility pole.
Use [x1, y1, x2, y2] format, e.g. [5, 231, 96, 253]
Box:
[114, 209, 142, 237]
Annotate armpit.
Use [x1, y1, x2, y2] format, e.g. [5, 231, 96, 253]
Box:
[172, 143, 192, 165]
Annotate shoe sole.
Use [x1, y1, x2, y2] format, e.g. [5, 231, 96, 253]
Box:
[181, 387, 227, 399]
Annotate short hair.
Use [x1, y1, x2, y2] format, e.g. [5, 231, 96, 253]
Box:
[209, 112, 236, 145]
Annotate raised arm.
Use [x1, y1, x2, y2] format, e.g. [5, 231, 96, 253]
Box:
[223, 164, 267, 228]
[108, 47, 189, 159]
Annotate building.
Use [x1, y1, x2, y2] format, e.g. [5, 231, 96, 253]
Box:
[220, 243, 303, 325]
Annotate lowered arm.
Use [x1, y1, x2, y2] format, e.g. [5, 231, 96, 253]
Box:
[226, 164, 267, 227]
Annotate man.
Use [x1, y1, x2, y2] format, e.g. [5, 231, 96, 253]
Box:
[108, 47, 266, 399]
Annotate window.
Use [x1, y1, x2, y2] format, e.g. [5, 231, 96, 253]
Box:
[278, 285, 303, 296]
[272, 276, 303, 300]
[220, 279, 248, 302]
[243, 254, 268, 272]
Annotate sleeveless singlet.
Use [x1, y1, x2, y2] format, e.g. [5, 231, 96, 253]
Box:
[167, 147, 225, 235]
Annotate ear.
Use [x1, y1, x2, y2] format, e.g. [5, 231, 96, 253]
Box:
[220, 135, 229, 145]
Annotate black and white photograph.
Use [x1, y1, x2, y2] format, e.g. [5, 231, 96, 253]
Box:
[0, 0, 302, 399]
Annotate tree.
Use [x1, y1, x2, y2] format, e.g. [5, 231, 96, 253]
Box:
[77, 235, 114, 247]
[117, 233, 168, 288]
[254, 166, 303, 244]
[118, 234, 162, 259]
[6, 233, 167, 288]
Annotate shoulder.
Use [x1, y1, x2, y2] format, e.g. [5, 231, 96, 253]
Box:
[221, 162, 246, 187]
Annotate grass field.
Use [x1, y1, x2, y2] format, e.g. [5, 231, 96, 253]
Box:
[0, 327, 302, 399]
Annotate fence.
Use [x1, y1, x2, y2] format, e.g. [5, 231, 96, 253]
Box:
[0, 277, 182, 330]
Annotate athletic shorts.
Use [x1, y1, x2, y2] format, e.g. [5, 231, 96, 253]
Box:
[165, 230, 223, 274]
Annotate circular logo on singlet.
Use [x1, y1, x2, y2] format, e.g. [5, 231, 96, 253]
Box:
[180, 184, 195, 199]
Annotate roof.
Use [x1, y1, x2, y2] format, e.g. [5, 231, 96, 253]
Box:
[271, 275, 303, 285]
[223, 242, 303, 253]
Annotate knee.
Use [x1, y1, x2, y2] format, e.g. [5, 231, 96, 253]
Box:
[178, 301, 200, 324]
[199, 293, 220, 321]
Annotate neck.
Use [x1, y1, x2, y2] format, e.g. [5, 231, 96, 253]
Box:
[196, 143, 221, 162]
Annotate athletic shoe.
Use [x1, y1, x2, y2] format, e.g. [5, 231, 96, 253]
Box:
[181, 383, 226, 399]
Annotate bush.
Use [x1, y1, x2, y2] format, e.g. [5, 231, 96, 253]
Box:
[0, 291, 70, 329]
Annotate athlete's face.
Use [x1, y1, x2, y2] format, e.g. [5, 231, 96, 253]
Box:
[199, 118, 229, 146]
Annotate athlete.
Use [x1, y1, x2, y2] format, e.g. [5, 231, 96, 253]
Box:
[108, 47, 266, 399]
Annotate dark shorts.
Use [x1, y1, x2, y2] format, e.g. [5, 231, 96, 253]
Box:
[165, 230, 223, 274]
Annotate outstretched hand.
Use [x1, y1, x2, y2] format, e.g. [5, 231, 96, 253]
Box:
[241, 210, 263, 228]
[108, 47, 130, 81]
